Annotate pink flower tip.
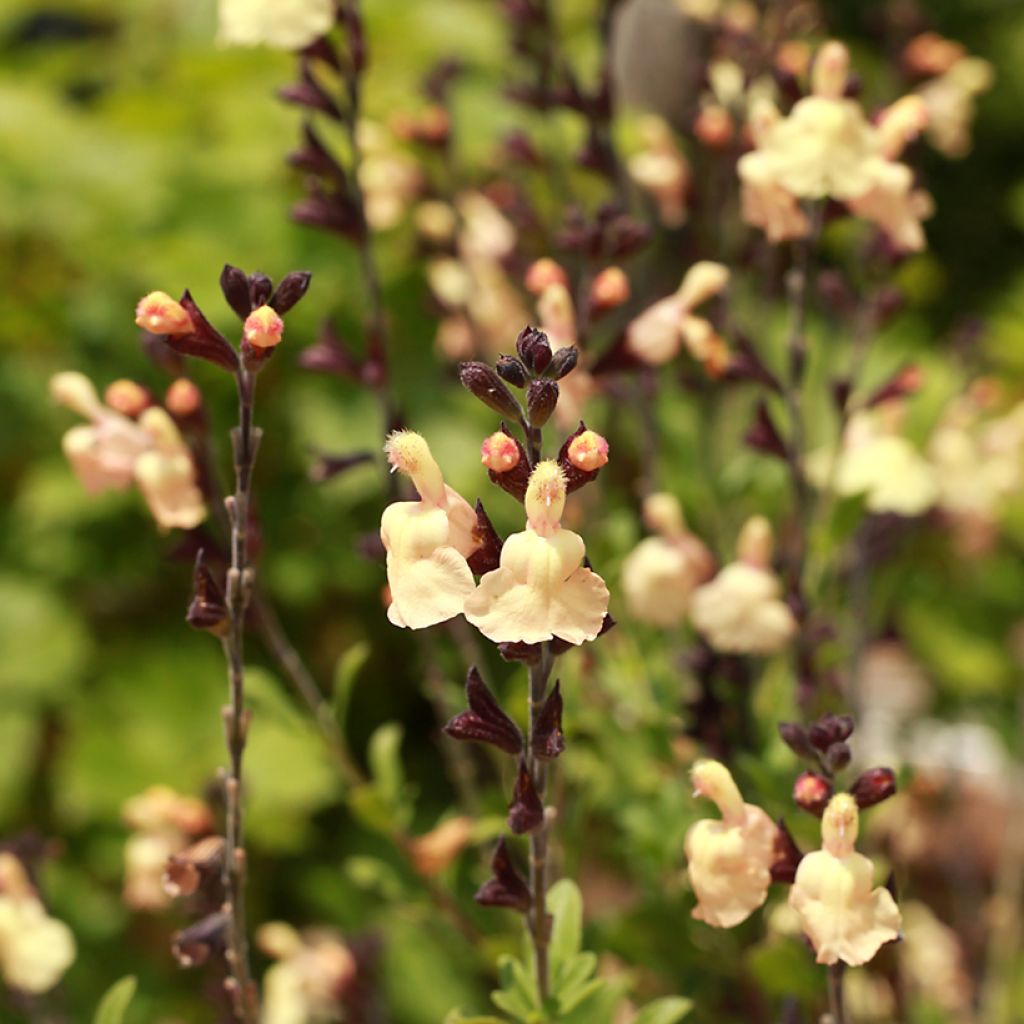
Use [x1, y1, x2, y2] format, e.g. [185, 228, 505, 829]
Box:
[135, 291, 193, 335]
[567, 430, 609, 472]
[481, 432, 521, 473]
[243, 305, 285, 349]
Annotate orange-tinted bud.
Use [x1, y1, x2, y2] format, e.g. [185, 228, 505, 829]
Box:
[481, 431, 522, 473]
[793, 771, 833, 817]
[135, 291, 193, 335]
[524, 258, 568, 295]
[243, 305, 285, 349]
[903, 32, 965, 77]
[694, 106, 734, 149]
[567, 430, 609, 472]
[165, 378, 203, 418]
[775, 40, 811, 79]
[589, 267, 630, 311]
[104, 379, 150, 417]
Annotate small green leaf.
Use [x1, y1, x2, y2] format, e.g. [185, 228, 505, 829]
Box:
[93, 975, 137, 1024]
[553, 951, 598, 1004]
[631, 996, 694, 1024]
[332, 641, 369, 728]
[492, 953, 538, 1020]
[546, 879, 583, 978]
[368, 722, 406, 811]
[443, 1012, 506, 1024]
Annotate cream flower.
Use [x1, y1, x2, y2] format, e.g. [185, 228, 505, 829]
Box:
[789, 794, 901, 966]
[625, 261, 729, 367]
[0, 854, 76, 994]
[684, 760, 777, 928]
[621, 493, 714, 627]
[218, 0, 335, 50]
[381, 431, 478, 629]
[690, 517, 796, 655]
[918, 57, 993, 159]
[627, 116, 691, 228]
[464, 461, 609, 644]
[51, 372, 206, 531]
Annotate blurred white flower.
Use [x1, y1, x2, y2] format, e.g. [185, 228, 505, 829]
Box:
[218, 0, 335, 50]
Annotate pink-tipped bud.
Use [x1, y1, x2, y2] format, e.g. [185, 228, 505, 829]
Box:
[589, 267, 630, 312]
[524, 258, 568, 296]
[165, 378, 203, 419]
[135, 291, 193, 335]
[793, 771, 833, 817]
[694, 105, 734, 149]
[104, 379, 150, 417]
[567, 430, 609, 472]
[243, 305, 285, 349]
[481, 432, 521, 474]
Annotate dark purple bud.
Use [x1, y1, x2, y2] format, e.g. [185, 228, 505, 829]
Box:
[832, 377, 853, 412]
[163, 835, 225, 901]
[793, 771, 833, 817]
[850, 766, 897, 809]
[778, 722, 814, 759]
[458, 362, 522, 418]
[248, 273, 273, 308]
[278, 65, 342, 119]
[723, 332, 782, 393]
[300, 36, 341, 71]
[270, 271, 312, 314]
[809, 713, 855, 751]
[745, 400, 788, 460]
[171, 911, 229, 968]
[443, 666, 523, 756]
[770, 818, 803, 884]
[220, 264, 253, 319]
[531, 680, 564, 760]
[507, 760, 545, 834]
[824, 741, 852, 774]
[186, 550, 228, 636]
[467, 500, 503, 575]
[292, 186, 365, 241]
[548, 346, 578, 380]
[299, 320, 362, 379]
[526, 379, 558, 427]
[169, 292, 239, 373]
[308, 451, 373, 484]
[496, 355, 529, 389]
[474, 837, 531, 913]
[515, 326, 552, 374]
[867, 365, 923, 409]
[289, 123, 347, 185]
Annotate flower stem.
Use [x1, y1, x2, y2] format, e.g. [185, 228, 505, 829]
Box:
[526, 644, 555, 1005]
[220, 367, 260, 1023]
[827, 963, 846, 1024]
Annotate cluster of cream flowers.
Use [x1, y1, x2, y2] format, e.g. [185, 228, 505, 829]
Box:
[50, 371, 206, 532]
[0, 853, 76, 995]
[217, 0, 334, 50]
[686, 762, 901, 967]
[739, 41, 932, 251]
[381, 432, 610, 645]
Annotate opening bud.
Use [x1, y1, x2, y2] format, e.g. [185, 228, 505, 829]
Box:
[589, 266, 630, 312]
[567, 429, 609, 472]
[524, 258, 568, 295]
[793, 771, 833, 817]
[850, 766, 897, 809]
[243, 305, 285, 349]
[165, 378, 203, 420]
[481, 432, 522, 473]
[104, 379, 150, 418]
[135, 291, 194, 335]
[515, 326, 553, 374]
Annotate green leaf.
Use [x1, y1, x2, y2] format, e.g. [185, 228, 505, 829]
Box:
[92, 975, 137, 1024]
[546, 879, 584, 979]
[443, 1013, 506, 1024]
[553, 951, 598, 1006]
[491, 954, 538, 1020]
[631, 996, 694, 1024]
[332, 641, 369, 728]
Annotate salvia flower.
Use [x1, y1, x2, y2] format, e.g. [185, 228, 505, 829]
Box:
[51, 372, 206, 531]
[0, 853, 76, 994]
[464, 461, 609, 644]
[788, 793, 901, 965]
[381, 431, 479, 629]
[134, 291, 193, 335]
[625, 261, 730, 368]
[621, 493, 714, 627]
[684, 760, 777, 928]
[627, 115, 692, 228]
[243, 305, 285, 349]
[690, 516, 796, 654]
[217, 0, 335, 50]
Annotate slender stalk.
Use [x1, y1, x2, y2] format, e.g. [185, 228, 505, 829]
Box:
[526, 645, 555, 1005]
[219, 367, 259, 1023]
[827, 963, 846, 1024]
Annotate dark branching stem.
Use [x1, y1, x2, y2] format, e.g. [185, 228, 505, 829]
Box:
[220, 367, 260, 1023]
[828, 963, 846, 1024]
[526, 645, 555, 1004]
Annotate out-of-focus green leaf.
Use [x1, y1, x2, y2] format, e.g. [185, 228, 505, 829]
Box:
[333, 640, 369, 728]
[631, 996, 693, 1024]
[92, 975, 137, 1024]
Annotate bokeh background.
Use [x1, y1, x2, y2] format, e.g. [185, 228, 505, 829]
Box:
[3, 0, 1024, 1021]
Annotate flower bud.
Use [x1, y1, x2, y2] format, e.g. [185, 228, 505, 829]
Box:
[135, 291, 194, 335]
[850, 766, 897, 809]
[186, 551, 228, 637]
[808, 713, 855, 752]
[508, 760, 545, 834]
[162, 835, 225, 900]
[475, 837, 531, 913]
[172, 911, 228, 968]
[104, 379, 150, 417]
[547, 346, 579, 380]
[824, 741, 852, 773]
[458, 362, 522, 418]
[270, 270, 312, 314]
[165, 378, 203, 420]
[524, 258, 568, 295]
[443, 666, 523, 756]
[793, 771, 833, 817]
[481, 431, 521, 473]
[677, 261, 730, 311]
[409, 817, 474, 877]
[243, 305, 285, 350]
[467, 499, 504, 576]
[50, 371, 102, 419]
[566, 429, 609, 472]
[642, 492, 684, 537]
[531, 680, 565, 760]
[589, 267, 630, 312]
[496, 355, 529, 388]
[526, 379, 559, 427]
[771, 817, 804, 884]
[219, 264, 253, 319]
[778, 722, 814, 759]
[515, 326, 552, 374]
[694, 105, 734, 149]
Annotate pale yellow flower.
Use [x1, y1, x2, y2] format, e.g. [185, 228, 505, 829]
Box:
[789, 794, 901, 966]
[464, 461, 609, 644]
[684, 760, 777, 928]
[621, 493, 714, 627]
[357, 122, 422, 232]
[690, 517, 795, 655]
[51, 372, 206, 531]
[628, 116, 691, 228]
[381, 432, 478, 629]
[218, 0, 335, 50]
[918, 57, 993, 159]
[0, 854, 76, 994]
[625, 261, 729, 366]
